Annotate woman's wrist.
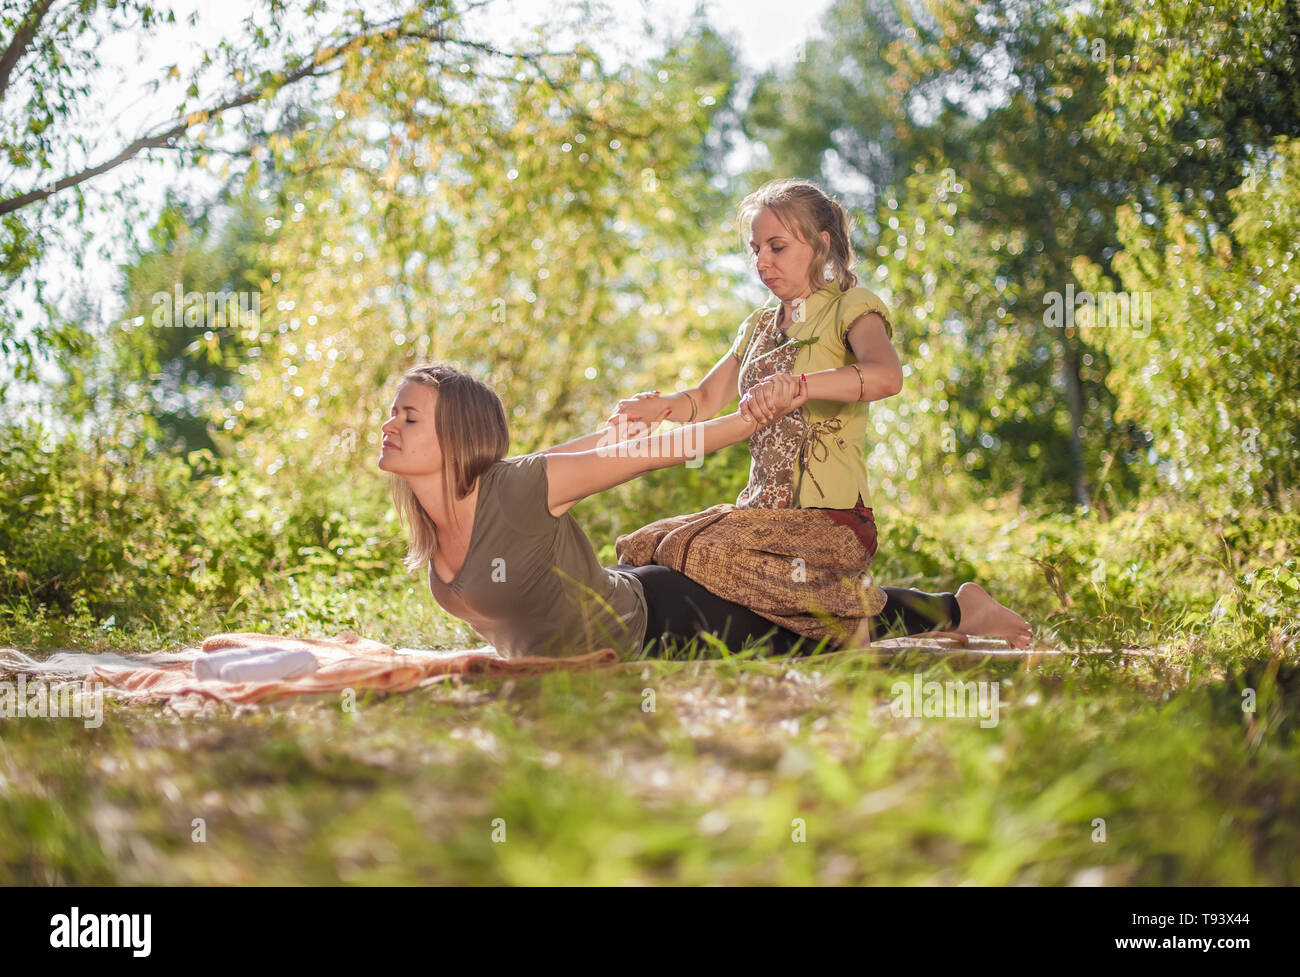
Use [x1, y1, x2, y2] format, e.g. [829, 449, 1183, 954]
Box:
[669, 390, 699, 422]
[728, 407, 761, 437]
[665, 391, 683, 421]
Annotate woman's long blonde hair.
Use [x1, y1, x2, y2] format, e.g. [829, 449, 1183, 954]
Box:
[737, 178, 859, 293]
[388, 363, 509, 572]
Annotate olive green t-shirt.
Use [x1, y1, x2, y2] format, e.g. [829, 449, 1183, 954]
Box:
[730, 283, 894, 509]
[426, 452, 649, 659]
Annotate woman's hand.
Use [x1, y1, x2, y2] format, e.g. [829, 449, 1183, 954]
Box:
[739, 373, 808, 426]
[603, 412, 653, 441]
[607, 390, 671, 435]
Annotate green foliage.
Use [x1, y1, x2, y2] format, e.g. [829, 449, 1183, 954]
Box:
[742, 0, 1300, 509]
[218, 23, 753, 504]
[862, 164, 1079, 509]
[1, 0, 550, 383]
[745, 0, 912, 197]
[1092, 0, 1300, 213]
[2, 0, 183, 360]
[0, 420, 201, 618]
[0, 416, 431, 649]
[1077, 138, 1300, 503]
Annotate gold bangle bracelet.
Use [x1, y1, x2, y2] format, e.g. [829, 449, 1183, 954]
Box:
[683, 391, 698, 423]
[850, 364, 866, 402]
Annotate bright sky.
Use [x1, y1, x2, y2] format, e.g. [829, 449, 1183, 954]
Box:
[3, 0, 836, 419]
[479, 0, 833, 70]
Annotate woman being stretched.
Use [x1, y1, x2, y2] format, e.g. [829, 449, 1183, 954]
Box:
[609, 178, 1032, 649]
[380, 362, 1025, 660]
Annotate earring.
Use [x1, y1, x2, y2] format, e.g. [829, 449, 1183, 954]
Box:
[823, 262, 834, 282]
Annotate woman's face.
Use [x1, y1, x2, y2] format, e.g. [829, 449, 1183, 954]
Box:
[748, 207, 829, 301]
[378, 381, 443, 477]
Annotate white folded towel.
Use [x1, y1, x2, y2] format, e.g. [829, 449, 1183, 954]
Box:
[193, 646, 281, 681]
[218, 650, 318, 683]
[194, 646, 319, 683]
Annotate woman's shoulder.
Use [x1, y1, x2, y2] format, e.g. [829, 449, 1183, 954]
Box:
[839, 285, 890, 311]
[488, 452, 545, 488]
[495, 451, 542, 470]
[731, 303, 779, 358]
[484, 453, 552, 520]
[470, 453, 533, 505]
[740, 303, 778, 330]
[836, 285, 893, 339]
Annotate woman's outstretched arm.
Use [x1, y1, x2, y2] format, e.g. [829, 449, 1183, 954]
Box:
[608, 348, 742, 429]
[537, 416, 646, 456]
[543, 412, 755, 516]
[544, 374, 805, 516]
[545, 346, 743, 462]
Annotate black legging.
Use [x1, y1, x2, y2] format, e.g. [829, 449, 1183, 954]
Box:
[615, 564, 961, 657]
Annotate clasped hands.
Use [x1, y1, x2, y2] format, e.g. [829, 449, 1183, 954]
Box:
[738, 372, 809, 426]
[604, 374, 808, 437]
[606, 390, 670, 439]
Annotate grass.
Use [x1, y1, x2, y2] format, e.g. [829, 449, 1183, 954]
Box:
[1, 499, 1297, 884]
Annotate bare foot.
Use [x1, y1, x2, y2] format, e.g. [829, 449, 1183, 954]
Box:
[955, 582, 1033, 649]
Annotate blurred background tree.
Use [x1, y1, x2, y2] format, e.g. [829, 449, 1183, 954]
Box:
[742, 0, 1300, 510]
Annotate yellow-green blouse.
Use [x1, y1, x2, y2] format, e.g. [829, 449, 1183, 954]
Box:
[730, 282, 894, 509]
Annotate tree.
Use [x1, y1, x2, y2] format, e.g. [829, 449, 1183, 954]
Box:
[58, 184, 275, 456]
[746, 0, 1124, 506]
[193, 20, 756, 543]
[0, 0, 569, 395]
[740, 0, 1300, 509]
[1090, 0, 1300, 239]
[744, 0, 915, 210]
[1077, 137, 1300, 504]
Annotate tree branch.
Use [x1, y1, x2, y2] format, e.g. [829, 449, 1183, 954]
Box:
[0, 0, 58, 103]
[0, 16, 557, 217]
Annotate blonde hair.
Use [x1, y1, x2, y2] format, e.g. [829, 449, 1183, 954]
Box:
[388, 362, 509, 572]
[737, 178, 859, 292]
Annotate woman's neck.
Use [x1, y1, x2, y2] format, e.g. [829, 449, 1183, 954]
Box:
[779, 281, 818, 325]
[410, 475, 479, 540]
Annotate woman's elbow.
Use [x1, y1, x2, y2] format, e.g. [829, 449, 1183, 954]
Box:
[881, 368, 904, 398]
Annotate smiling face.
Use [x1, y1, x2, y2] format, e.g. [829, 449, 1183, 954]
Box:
[377, 381, 443, 478]
[748, 206, 830, 302]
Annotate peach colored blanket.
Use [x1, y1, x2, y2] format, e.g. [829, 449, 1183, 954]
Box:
[0, 631, 619, 716]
